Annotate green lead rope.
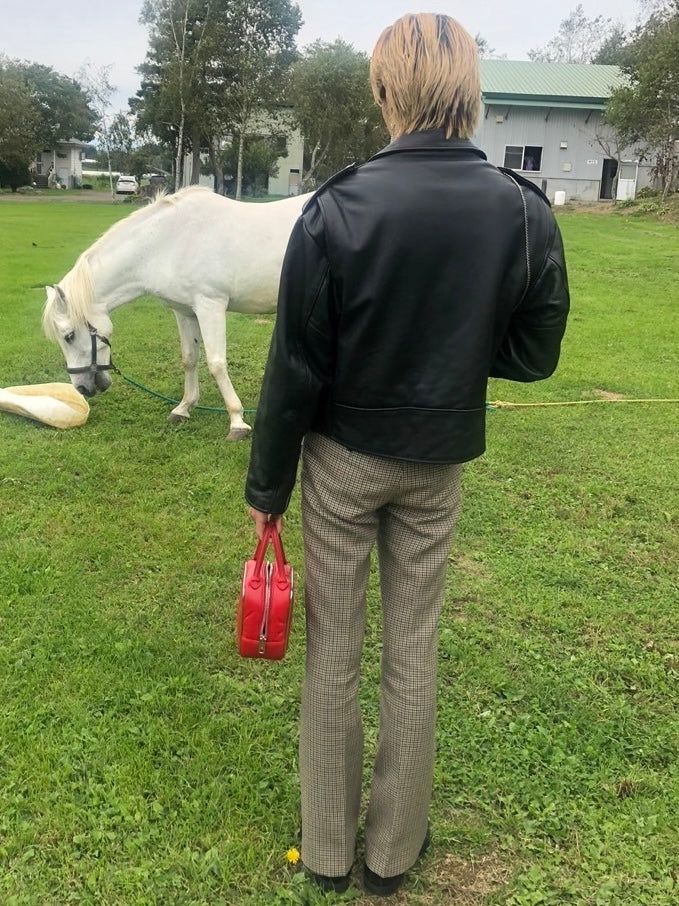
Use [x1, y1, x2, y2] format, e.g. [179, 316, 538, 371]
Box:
[117, 369, 257, 414]
[116, 367, 678, 418]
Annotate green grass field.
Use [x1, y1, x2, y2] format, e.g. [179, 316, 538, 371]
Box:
[0, 198, 678, 906]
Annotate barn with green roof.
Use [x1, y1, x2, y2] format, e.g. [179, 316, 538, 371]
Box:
[474, 61, 652, 202]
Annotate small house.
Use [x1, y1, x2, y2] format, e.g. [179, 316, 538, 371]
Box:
[30, 140, 90, 188]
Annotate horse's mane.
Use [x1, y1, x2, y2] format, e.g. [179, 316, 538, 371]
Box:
[42, 187, 210, 340]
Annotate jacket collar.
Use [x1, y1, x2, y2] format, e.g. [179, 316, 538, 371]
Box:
[371, 129, 487, 161]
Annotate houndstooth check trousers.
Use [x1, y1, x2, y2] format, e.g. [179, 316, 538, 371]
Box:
[299, 432, 463, 878]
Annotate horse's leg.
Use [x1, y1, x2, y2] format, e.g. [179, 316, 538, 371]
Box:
[169, 309, 202, 423]
[193, 295, 251, 440]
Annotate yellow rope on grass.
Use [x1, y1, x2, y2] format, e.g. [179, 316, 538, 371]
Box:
[489, 398, 679, 409]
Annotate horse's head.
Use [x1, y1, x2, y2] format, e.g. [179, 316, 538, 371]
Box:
[43, 285, 115, 397]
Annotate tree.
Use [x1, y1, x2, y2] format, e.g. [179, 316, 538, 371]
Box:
[475, 33, 494, 58]
[288, 40, 389, 189]
[107, 112, 141, 175]
[0, 64, 39, 190]
[640, 0, 678, 14]
[9, 61, 97, 147]
[77, 63, 117, 196]
[206, 0, 301, 198]
[138, 0, 213, 191]
[135, 0, 301, 196]
[220, 133, 283, 195]
[475, 33, 506, 60]
[528, 4, 622, 63]
[591, 125, 626, 199]
[604, 5, 679, 196]
[104, 112, 170, 181]
[591, 24, 632, 65]
[0, 57, 96, 191]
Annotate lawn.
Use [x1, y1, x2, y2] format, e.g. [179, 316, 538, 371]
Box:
[0, 198, 678, 906]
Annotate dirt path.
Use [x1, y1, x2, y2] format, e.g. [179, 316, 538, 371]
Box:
[0, 191, 127, 204]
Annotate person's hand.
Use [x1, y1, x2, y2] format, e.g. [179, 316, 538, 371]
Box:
[248, 507, 283, 540]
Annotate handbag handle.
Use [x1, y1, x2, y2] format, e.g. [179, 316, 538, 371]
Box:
[251, 523, 288, 580]
[268, 524, 288, 571]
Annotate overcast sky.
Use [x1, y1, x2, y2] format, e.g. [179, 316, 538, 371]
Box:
[1, 0, 646, 110]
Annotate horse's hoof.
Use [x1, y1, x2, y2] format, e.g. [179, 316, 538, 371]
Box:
[168, 411, 189, 424]
[226, 426, 251, 441]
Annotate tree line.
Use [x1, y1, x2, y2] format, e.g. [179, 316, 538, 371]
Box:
[527, 1, 678, 195]
[130, 0, 390, 196]
[0, 59, 97, 190]
[1, 1, 677, 196]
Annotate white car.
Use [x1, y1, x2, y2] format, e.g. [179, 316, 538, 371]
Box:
[115, 175, 138, 195]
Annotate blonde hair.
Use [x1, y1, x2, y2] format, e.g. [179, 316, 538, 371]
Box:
[370, 13, 481, 140]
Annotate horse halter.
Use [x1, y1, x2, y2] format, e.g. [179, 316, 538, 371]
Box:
[66, 321, 118, 376]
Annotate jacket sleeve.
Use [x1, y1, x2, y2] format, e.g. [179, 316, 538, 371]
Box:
[245, 201, 335, 514]
[490, 190, 570, 382]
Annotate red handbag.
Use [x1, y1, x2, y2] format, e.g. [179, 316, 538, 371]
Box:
[237, 524, 294, 660]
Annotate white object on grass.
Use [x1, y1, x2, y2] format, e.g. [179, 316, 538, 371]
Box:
[0, 383, 89, 429]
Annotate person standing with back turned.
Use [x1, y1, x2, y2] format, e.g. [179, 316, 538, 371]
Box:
[245, 12, 569, 898]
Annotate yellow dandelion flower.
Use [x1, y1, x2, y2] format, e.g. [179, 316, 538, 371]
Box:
[286, 846, 300, 865]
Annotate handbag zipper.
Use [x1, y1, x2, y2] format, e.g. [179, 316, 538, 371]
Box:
[258, 562, 272, 653]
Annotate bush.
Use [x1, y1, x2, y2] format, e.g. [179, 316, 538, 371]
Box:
[634, 198, 669, 217]
[0, 161, 30, 192]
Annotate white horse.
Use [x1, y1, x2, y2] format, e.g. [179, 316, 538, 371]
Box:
[42, 186, 310, 439]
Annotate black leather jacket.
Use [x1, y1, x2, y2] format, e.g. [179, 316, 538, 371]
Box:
[245, 131, 570, 514]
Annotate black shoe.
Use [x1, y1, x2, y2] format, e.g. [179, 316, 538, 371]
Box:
[363, 866, 405, 896]
[363, 825, 431, 897]
[309, 871, 351, 893]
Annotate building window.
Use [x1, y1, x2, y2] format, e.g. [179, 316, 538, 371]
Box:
[503, 145, 543, 172]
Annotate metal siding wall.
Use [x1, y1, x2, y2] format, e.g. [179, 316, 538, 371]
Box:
[474, 106, 656, 201]
[474, 107, 602, 200]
